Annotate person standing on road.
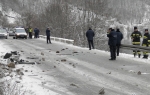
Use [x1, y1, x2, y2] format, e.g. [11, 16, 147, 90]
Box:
[107, 28, 117, 60]
[34, 28, 39, 38]
[29, 27, 33, 39]
[131, 26, 142, 58]
[116, 28, 123, 56]
[46, 27, 51, 44]
[142, 29, 149, 59]
[86, 27, 95, 50]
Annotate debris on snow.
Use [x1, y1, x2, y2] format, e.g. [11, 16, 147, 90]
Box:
[16, 81, 21, 83]
[72, 64, 76, 68]
[26, 57, 39, 59]
[73, 51, 78, 53]
[42, 58, 45, 61]
[61, 49, 65, 51]
[61, 59, 67, 62]
[3, 53, 12, 59]
[41, 52, 44, 55]
[99, 87, 105, 95]
[11, 51, 18, 55]
[107, 72, 111, 74]
[7, 62, 15, 68]
[41, 81, 46, 85]
[56, 51, 60, 53]
[70, 83, 79, 88]
[20, 50, 24, 52]
[69, 63, 72, 65]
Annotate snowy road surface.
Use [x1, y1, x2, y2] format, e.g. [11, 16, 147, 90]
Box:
[0, 37, 150, 95]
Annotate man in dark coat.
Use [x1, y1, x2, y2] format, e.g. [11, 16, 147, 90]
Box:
[107, 28, 117, 60]
[116, 28, 123, 56]
[34, 28, 39, 38]
[46, 27, 51, 44]
[86, 27, 95, 50]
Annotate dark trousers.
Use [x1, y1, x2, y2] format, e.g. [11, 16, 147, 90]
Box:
[34, 32, 38, 38]
[116, 44, 120, 56]
[29, 32, 32, 39]
[37, 32, 39, 38]
[47, 36, 51, 43]
[110, 45, 116, 59]
[88, 40, 94, 50]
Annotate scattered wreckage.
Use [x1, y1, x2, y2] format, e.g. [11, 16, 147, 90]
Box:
[3, 51, 36, 66]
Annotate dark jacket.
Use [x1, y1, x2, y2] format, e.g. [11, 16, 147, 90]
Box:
[107, 30, 117, 46]
[34, 28, 39, 33]
[131, 31, 142, 45]
[116, 30, 123, 45]
[46, 29, 50, 36]
[142, 33, 149, 46]
[86, 29, 95, 40]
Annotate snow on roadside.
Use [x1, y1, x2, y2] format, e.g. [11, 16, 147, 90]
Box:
[0, 40, 75, 95]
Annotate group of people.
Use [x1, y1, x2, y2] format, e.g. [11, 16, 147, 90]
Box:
[25, 27, 40, 39]
[86, 26, 150, 61]
[25, 27, 52, 44]
[86, 27, 123, 60]
[107, 28, 123, 60]
[131, 27, 150, 59]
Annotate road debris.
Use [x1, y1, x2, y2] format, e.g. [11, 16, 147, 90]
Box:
[73, 51, 78, 53]
[70, 83, 79, 88]
[56, 51, 60, 53]
[3, 53, 12, 59]
[61, 59, 66, 62]
[41, 52, 44, 55]
[42, 58, 45, 61]
[61, 49, 65, 51]
[7, 62, 15, 68]
[99, 87, 105, 95]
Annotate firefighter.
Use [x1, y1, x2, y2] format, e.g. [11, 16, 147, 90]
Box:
[142, 29, 149, 59]
[131, 26, 142, 58]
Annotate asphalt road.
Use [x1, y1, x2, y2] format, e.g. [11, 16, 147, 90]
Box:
[0, 37, 150, 95]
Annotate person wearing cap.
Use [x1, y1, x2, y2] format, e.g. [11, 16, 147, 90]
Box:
[86, 27, 95, 50]
[142, 29, 149, 59]
[46, 27, 51, 44]
[107, 28, 117, 60]
[131, 26, 142, 58]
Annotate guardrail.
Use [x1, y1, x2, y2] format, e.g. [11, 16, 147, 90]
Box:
[120, 44, 150, 51]
[39, 35, 74, 45]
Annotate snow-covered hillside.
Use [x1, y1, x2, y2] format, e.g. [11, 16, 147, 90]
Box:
[0, 2, 20, 24]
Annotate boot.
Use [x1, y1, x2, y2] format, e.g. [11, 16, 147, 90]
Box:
[145, 55, 148, 59]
